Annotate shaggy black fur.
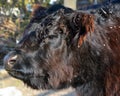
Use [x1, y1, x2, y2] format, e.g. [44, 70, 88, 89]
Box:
[23, 4, 73, 36]
[4, 3, 120, 96]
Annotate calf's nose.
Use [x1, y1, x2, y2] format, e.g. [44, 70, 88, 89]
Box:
[4, 52, 18, 71]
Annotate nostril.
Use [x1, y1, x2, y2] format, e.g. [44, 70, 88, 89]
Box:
[8, 55, 18, 65]
[4, 55, 18, 70]
[8, 59, 17, 65]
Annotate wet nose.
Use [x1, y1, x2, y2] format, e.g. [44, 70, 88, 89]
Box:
[4, 52, 18, 71]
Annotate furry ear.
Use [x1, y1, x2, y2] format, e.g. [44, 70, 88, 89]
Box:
[71, 12, 94, 47]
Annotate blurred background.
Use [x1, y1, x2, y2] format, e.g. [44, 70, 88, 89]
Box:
[0, 0, 109, 96]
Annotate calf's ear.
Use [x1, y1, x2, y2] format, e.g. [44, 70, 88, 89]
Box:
[70, 12, 95, 47]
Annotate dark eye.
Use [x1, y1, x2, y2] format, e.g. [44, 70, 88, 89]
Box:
[48, 35, 58, 39]
[59, 29, 63, 34]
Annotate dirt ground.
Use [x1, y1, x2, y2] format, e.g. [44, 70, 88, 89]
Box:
[0, 68, 76, 96]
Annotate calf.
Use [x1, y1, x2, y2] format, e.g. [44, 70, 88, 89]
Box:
[4, 3, 120, 96]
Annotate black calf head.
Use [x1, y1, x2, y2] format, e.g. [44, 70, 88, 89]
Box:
[4, 10, 94, 89]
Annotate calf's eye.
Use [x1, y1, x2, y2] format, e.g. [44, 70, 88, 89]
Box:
[48, 35, 58, 39]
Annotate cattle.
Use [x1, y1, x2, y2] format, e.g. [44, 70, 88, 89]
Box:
[4, 3, 120, 96]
